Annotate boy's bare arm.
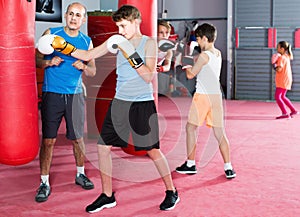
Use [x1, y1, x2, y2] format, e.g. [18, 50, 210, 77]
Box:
[135, 38, 157, 83]
[185, 52, 209, 79]
[71, 41, 109, 62]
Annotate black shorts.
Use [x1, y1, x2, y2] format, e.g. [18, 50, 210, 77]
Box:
[41, 92, 84, 140]
[98, 98, 160, 151]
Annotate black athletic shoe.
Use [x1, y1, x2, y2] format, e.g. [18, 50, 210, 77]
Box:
[160, 189, 180, 211]
[175, 161, 197, 174]
[35, 183, 51, 202]
[225, 169, 236, 179]
[75, 174, 94, 190]
[86, 193, 117, 213]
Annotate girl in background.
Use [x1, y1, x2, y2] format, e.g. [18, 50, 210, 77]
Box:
[274, 41, 298, 119]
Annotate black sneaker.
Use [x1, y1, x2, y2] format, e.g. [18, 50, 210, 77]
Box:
[75, 174, 94, 190]
[160, 189, 180, 211]
[86, 193, 117, 213]
[225, 169, 236, 179]
[175, 161, 197, 174]
[35, 183, 51, 202]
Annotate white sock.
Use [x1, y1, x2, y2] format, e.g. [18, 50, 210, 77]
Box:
[187, 160, 196, 167]
[77, 166, 85, 177]
[41, 175, 50, 186]
[224, 162, 233, 171]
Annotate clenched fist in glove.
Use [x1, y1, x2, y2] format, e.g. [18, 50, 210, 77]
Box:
[37, 34, 77, 55]
[271, 53, 281, 70]
[188, 41, 201, 56]
[107, 35, 144, 69]
[181, 56, 194, 69]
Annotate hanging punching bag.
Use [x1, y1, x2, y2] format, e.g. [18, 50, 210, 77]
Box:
[118, 0, 157, 156]
[118, 0, 157, 37]
[0, 0, 39, 165]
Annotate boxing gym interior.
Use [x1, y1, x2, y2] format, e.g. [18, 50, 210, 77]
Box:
[0, 0, 300, 216]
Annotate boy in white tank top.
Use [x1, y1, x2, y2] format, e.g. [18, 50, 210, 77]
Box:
[176, 23, 236, 179]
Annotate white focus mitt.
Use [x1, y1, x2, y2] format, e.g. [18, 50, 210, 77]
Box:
[107, 35, 128, 54]
[37, 34, 56, 55]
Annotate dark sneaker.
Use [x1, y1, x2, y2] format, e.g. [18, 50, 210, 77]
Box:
[75, 174, 94, 190]
[86, 193, 117, 213]
[290, 111, 299, 117]
[276, 114, 290, 119]
[160, 189, 180, 211]
[225, 169, 236, 179]
[175, 161, 197, 174]
[35, 183, 51, 202]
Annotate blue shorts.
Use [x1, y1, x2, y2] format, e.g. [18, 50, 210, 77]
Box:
[41, 92, 84, 140]
[98, 98, 160, 151]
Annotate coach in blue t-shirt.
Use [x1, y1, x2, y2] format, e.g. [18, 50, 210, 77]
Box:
[35, 2, 96, 203]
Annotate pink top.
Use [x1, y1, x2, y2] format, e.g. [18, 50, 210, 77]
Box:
[276, 53, 292, 90]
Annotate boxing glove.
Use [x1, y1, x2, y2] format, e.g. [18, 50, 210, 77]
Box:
[271, 53, 281, 64]
[191, 45, 201, 56]
[158, 39, 175, 52]
[182, 56, 194, 69]
[271, 53, 281, 70]
[51, 35, 77, 55]
[37, 34, 77, 55]
[107, 35, 144, 69]
[188, 41, 200, 56]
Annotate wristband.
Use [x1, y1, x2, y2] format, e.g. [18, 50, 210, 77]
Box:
[128, 52, 144, 69]
[157, 65, 164, 72]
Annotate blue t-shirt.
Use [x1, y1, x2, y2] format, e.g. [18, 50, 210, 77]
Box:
[115, 36, 154, 101]
[43, 27, 91, 94]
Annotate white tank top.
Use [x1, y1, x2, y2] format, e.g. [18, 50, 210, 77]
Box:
[195, 50, 222, 94]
